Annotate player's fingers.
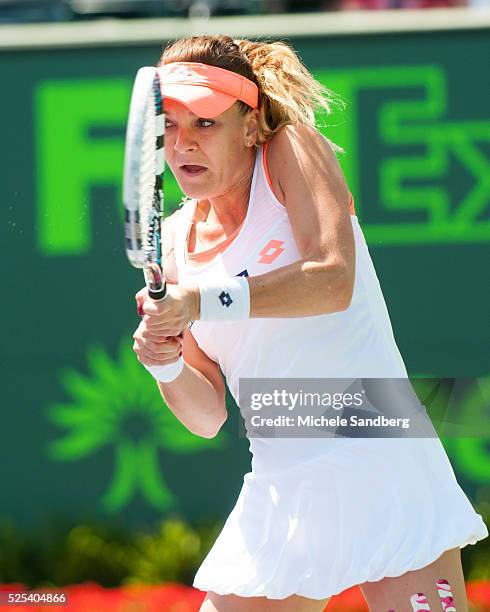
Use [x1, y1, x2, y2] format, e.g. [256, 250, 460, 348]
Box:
[135, 287, 149, 316]
[140, 299, 171, 317]
[133, 336, 160, 355]
[143, 319, 183, 337]
[150, 328, 183, 338]
[143, 315, 166, 328]
[137, 327, 183, 342]
[135, 287, 148, 305]
[148, 337, 181, 355]
[142, 312, 184, 330]
[142, 330, 172, 341]
[133, 330, 182, 350]
[138, 353, 180, 367]
[136, 345, 182, 365]
[133, 341, 178, 365]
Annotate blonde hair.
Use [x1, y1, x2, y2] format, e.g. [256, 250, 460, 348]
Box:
[159, 35, 343, 150]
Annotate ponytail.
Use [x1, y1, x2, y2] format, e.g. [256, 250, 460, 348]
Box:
[235, 39, 342, 149]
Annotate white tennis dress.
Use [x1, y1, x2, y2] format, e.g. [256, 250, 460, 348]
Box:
[172, 144, 488, 600]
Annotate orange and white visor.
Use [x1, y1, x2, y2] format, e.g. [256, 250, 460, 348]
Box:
[157, 62, 259, 118]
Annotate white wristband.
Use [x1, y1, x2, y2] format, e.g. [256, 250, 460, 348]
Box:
[144, 356, 184, 383]
[199, 277, 250, 321]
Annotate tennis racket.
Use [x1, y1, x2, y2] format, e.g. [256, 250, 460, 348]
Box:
[123, 66, 183, 381]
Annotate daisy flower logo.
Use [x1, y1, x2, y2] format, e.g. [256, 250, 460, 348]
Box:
[46, 338, 228, 513]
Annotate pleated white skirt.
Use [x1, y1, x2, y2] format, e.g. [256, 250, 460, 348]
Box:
[193, 437, 488, 600]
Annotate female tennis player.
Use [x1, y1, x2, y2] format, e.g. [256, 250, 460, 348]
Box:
[132, 36, 488, 611]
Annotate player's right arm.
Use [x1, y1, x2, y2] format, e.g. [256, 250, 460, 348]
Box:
[133, 305, 227, 438]
[158, 328, 227, 439]
[132, 210, 227, 439]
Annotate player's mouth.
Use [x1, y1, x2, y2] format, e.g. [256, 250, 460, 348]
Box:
[180, 165, 207, 177]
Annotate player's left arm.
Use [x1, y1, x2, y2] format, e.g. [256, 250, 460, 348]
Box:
[248, 123, 356, 317]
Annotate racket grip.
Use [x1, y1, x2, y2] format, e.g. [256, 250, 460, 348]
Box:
[146, 263, 166, 300]
[145, 356, 184, 383]
[148, 284, 166, 300]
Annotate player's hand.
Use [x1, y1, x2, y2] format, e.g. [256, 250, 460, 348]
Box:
[136, 283, 200, 337]
[132, 318, 183, 367]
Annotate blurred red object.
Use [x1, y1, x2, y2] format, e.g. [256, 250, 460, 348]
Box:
[0, 580, 488, 611]
[326, 585, 368, 610]
[467, 581, 490, 612]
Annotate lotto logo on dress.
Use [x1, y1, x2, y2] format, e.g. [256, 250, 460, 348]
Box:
[258, 240, 285, 264]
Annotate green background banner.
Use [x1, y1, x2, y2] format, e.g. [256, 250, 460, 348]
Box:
[1, 26, 489, 532]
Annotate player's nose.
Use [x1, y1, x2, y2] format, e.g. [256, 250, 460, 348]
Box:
[173, 127, 198, 153]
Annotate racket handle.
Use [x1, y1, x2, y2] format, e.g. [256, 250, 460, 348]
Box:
[149, 284, 166, 300]
[145, 357, 184, 383]
[146, 263, 167, 300]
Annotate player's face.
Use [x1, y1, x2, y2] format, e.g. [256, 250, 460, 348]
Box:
[164, 98, 258, 200]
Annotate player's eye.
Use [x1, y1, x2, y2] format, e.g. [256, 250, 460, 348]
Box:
[198, 119, 214, 128]
[165, 119, 175, 128]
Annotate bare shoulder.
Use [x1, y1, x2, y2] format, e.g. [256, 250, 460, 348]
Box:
[266, 124, 349, 207]
[268, 124, 340, 167]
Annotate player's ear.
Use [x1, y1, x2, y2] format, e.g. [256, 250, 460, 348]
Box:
[243, 108, 259, 148]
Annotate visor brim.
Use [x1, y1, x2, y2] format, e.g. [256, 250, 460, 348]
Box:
[162, 83, 238, 118]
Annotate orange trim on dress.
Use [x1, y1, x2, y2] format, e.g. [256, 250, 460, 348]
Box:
[263, 140, 274, 194]
[348, 194, 356, 216]
[185, 205, 245, 263]
[263, 140, 356, 216]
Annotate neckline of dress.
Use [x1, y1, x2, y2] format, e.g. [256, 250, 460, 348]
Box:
[182, 146, 261, 269]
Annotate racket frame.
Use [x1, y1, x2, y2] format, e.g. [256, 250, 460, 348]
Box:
[123, 66, 166, 301]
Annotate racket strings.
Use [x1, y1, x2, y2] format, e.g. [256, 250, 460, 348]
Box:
[151, 73, 165, 269]
[139, 98, 156, 247]
[141, 75, 165, 269]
